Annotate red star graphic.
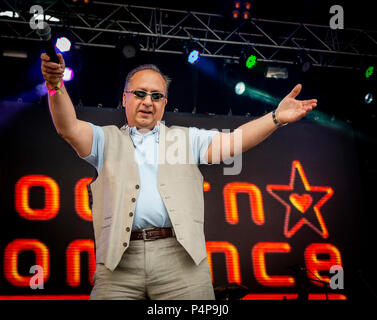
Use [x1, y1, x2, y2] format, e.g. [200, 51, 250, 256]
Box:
[266, 160, 333, 239]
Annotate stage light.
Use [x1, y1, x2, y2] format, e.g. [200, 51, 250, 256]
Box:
[365, 66, 374, 79]
[46, 15, 60, 22]
[71, 0, 91, 3]
[232, 1, 252, 19]
[246, 54, 257, 69]
[122, 44, 137, 59]
[232, 1, 241, 19]
[364, 93, 373, 104]
[234, 82, 281, 105]
[117, 35, 140, 59]
[296, 52, 312, 73]
[0, 10, 19, 18]
[55, 37, 71, 53]
[188, 50, 200, 64]
[265, 66, 288, 79]
[232, 10, 240, 19]
[63, 67, 74, 81]
[301, 60, 311, 72]
[31, 13, 59, 23]
[36, 83, 48, 97]
[2, 49, 27, 59]
[235, 82, 246, 95]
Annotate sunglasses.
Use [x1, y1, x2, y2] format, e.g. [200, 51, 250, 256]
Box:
[125, 90, 165, 101]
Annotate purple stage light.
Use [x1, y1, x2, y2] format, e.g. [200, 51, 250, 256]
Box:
[63, 67, 74, 81]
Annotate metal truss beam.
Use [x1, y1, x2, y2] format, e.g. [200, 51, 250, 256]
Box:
[1, 0, 376, 70]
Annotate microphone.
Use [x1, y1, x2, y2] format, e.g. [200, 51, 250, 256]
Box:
[36, 23, 59, 64]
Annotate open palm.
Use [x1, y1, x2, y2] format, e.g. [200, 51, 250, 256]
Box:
[276, 84, 317, 124]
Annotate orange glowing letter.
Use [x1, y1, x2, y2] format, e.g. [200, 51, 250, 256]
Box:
[15, 175, 59, 220]
[223, 182, 265, 225]
[206, 241, 241, 284]
[75, 178, 93, 221]
[4, 239, 50, 287]
[203, 181, 211, 192]
[252, 242, 295, 287]
[304, 243, 342, 287]
[66, 239, 96, 287]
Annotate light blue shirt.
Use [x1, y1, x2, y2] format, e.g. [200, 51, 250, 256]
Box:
[81, 122, 218, 230]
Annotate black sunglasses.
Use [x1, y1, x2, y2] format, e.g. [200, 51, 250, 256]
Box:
[125, 90, 165, 101]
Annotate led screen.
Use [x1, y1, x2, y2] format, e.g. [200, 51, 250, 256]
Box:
[0, 102, 362, 300]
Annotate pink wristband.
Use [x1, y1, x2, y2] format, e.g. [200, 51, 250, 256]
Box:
[45, 80, 63, 96]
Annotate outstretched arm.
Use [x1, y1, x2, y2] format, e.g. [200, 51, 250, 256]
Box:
[41, 52, 93, 158]
[206, 84, 317, 163]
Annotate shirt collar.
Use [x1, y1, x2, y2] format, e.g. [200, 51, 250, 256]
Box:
[124, 124, 160, 143]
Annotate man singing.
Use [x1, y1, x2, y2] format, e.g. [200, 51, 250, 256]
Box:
[41, 52, 317, 300]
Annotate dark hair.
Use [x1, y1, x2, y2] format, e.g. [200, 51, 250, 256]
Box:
[124, 64, 171, 97]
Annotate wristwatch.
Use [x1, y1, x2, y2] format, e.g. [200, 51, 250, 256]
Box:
[272, 109, 287, 127]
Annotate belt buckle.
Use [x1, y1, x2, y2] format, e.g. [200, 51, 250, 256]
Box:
[142, 227, 159, 241]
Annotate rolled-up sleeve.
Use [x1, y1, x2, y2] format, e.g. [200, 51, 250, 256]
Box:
[79, 122, 105, 174]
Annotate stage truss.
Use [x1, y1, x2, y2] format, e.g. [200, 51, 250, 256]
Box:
[1, 0, 377, 70]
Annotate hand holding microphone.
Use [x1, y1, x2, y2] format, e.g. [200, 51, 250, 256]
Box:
[41, 52, 65, 88]
[37, 23, 65, 89]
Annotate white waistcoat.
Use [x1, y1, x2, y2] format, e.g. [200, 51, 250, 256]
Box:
[88, 122, 207, 271]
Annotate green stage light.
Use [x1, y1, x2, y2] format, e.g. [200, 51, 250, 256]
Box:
[245, 55, 257, 69]
[365, 66, 374, 79]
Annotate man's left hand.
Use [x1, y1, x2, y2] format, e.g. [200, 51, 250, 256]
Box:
[275, 84, 317, 124]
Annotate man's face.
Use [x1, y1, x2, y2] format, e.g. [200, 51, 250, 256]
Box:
[123, 69, 167, 131]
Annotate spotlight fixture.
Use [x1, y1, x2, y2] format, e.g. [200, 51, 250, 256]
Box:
[365, 66, 374, 79]
[188, 50, 200, 64]
[117, 35, 140, 59]
[232, 0, 252, 19]
[235, 82, 246, 95]
[364, 92, 374, 104]
[55, 37, 71, 53]
[0, 10, 19, 18]
[245, 54, 257, 69]
[63, 67, 74, 81]
[2, 49, 28, 59]
[265, 66, 289, 79]
[184, 41, 201, 65]
[232, 10, 240, 19]
[242, 11, 250, 19]
[71, 0, 91, 3]
[296, 52, 312, 73]
[122, 44, 138, 59]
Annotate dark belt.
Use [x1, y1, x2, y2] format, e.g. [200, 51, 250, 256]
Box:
[130, 227, 175, 241]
